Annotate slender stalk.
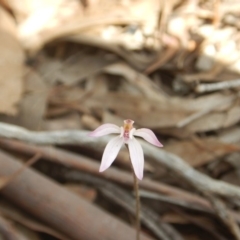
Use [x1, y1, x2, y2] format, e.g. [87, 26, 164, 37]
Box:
[132, 166, 141, 240]
[125, 144, 141, 240]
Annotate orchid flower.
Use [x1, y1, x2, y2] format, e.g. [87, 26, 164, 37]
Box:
[89, 119, 163, 180]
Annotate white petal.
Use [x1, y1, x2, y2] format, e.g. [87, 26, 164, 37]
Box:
[89, 124, 120, 137]
[128, 138, 144, 180]
[99, 136, 124, 172]
[134, 128, 163, 147]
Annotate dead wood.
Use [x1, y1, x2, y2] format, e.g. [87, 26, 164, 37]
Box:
[0, 200, 70, 240]
[1, 0, 240, 239]
[0, 214, 23, 240]
[2, 138, 240, 227]
[0, 149, 153, 240]
[0, 138, 213, 211]
[0, 122, 240, 202]
[203, 192, 240, 240]
[63, 171, 183, 240]
[141, 142, 240, 200]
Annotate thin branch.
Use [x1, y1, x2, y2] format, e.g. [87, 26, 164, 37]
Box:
[0, 200, 71, 240]
[0, 138, 210, 210]
[0, 150, 153, 240]
[0, 214, 23, 240]
[63, 171, 182, 240]
[0, 122, 240, 201]
[195, 79, 240, 93]
[204, 192, 240, 240]
[142, 142, 240, 200]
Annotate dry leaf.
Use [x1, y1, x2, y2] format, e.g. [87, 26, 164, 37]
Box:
[218, 127, 240, 144]
[0, 69, 48, 130]
[0, 6, 24, 115]
[185, 105, 240, 132]
[104, 62, 167, 101]
[13, 0, 161, 53]
[84, 92, 192, 128]
[38, 52, 117, 86]
[164, 138, 240, 167]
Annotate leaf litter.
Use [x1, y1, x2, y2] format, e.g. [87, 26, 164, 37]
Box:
[0, 0, 240, 239]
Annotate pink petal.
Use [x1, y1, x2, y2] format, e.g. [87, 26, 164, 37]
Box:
[99, 136, 124, 172]
[134, 128, 163, 147]
[128, 138, 144, 180]
[89, 124, 120, 137]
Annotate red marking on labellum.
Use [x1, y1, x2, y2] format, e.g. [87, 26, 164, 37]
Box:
[123, 119, 134, 140]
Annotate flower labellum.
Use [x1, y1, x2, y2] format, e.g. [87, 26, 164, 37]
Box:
[89, 119, 163, 180]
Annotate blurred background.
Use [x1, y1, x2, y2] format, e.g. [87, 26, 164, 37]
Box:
[0, 0, 240, 239]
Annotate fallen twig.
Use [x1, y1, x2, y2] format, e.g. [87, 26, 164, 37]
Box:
[140, 190, 240, 239]
[0, 199, 70, 240]
[139, 190, 211, 213]
[0, 149, 153, 240]
[172, 209, 228, 240]
[204, 192, 240, 240]
[0, 123, 240, 202]
[0, 138, 213, 210]
[0, 214, 23, 240]
[142, 142, 240, 201]
[195, 79, 240, 93]
[2, 138, 240, 228]
[63, 171, 183, 240]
